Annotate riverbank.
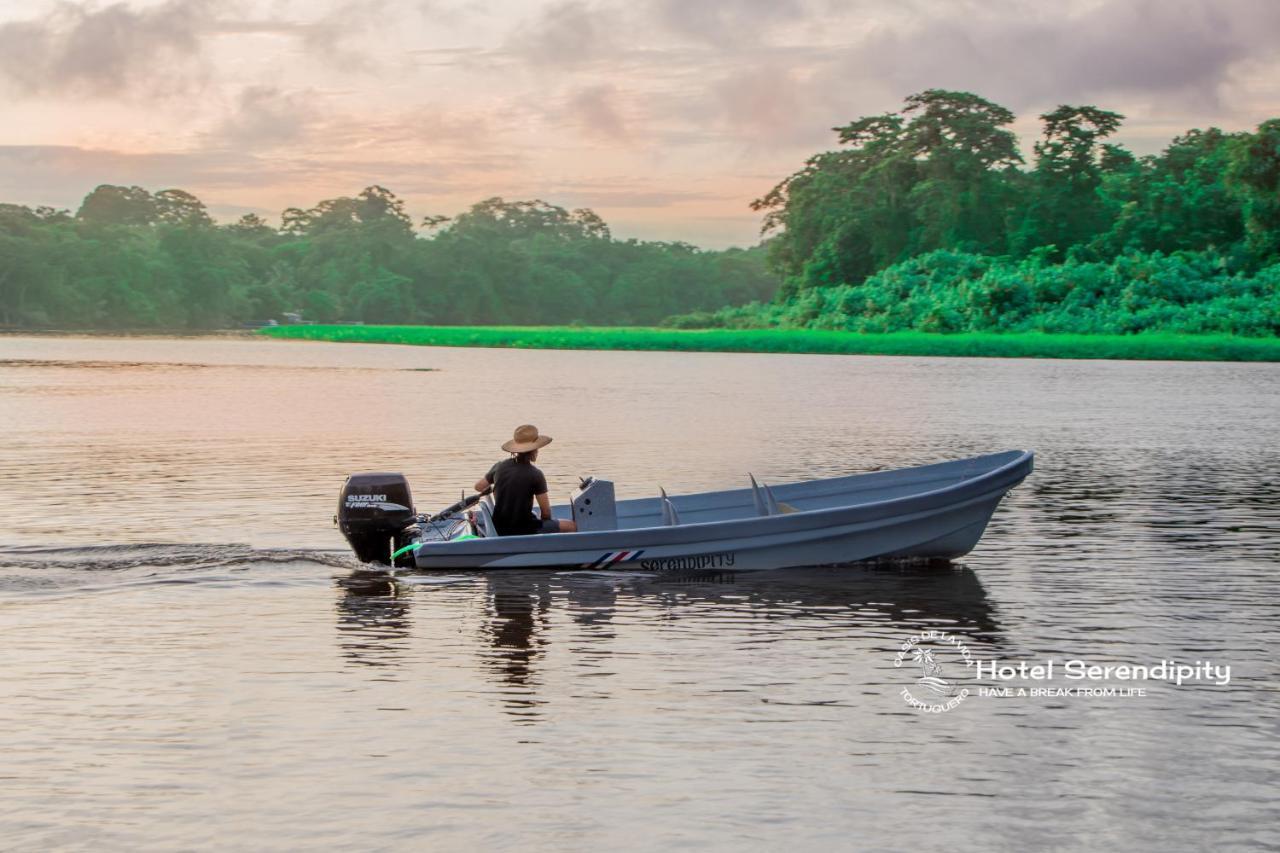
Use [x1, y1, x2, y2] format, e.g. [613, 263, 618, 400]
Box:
[258, 325, 1280, 362]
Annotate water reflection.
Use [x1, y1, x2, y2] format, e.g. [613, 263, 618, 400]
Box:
[481, 574, 553, 722]
[335, 563, 1000, 721]
[334, 570, 412, 675]
[6, 337, 1278, 849]
[622, 564, 1001, 641]
[1028, 453, 1125, 533]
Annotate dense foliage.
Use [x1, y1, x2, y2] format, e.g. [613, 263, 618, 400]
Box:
[669, 249, 1280, 336]
[0, 188, 778, 329]
[3, 89, 1277, 337]
[680, 91, 1279, 335]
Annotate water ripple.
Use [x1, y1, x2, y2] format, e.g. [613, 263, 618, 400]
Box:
[0, 336, 1278, 850]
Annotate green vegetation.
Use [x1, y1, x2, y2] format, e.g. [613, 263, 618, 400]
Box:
[0, 190, 777, 329]
[680, 90, 1279, 338]
[670, 249, 1279, 336]
[261, 324, 1280, 362]
[2, 88, 1277, 347]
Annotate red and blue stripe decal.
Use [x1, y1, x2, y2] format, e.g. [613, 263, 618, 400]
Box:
[583, 550, 645, 569]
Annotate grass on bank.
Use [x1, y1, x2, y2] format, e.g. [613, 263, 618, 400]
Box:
[258, 324, 1280, 362]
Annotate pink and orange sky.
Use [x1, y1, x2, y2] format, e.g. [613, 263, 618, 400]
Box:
[1, 0, 1277, 247]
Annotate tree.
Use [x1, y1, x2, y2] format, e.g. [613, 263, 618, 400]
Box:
[280, 207, 311, 236]
[449, 197, 608, 241]
[570, 208, 610, 239]
[351, 268, 411, 323]
[1034, 106, 1124, 179]
[1227, 119, 1280, 263]
[355, 185, 414, 237]
[0, 205, 59, 325]
[76, 185, 157, 226]
[900, 89, 1022, 170]
[1013, 105, 1124, 256]
[1093, 128, 1245, 258]
[303, 289, 341, 323]
[753, 90, 1022, 291]
[153, 189, 213, 227]
[227, 213, 276, 237]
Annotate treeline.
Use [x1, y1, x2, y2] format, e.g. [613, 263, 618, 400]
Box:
[6, 89, 1278, 337]
[671, 250, 1279, 336]
[0, 188, 779, 329]
[672, 90, 1280, 335]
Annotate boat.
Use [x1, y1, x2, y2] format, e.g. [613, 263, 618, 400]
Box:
[336, 449, 1033, 572]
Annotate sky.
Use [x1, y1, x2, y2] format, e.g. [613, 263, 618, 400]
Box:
[0, 0, 1277, 248]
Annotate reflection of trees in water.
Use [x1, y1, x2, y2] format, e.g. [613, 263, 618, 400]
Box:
[1027, 448, 1280, 559]
[334, 570, 412, 675]
[1142, 453, 1280, 557]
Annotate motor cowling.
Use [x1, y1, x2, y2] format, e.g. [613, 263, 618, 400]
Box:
[337, 473, 416, 565]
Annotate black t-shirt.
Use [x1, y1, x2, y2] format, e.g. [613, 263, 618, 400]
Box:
[484, 458, 548, 536]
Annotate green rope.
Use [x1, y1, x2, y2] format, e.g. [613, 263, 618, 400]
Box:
[391, 542, 421, 559]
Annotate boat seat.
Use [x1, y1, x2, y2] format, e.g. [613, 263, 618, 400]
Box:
[748, 474, 783, 516]
[659, 487, 681, 526]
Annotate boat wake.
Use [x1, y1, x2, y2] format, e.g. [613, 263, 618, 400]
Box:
[0, 543, 356, 596]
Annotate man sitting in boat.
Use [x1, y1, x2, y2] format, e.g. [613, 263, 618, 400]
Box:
[474, 424, 578, 536]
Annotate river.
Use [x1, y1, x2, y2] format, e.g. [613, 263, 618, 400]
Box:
[1, 334, 1277, 851]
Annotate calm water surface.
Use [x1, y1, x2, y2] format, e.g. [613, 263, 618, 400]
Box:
[1, 335, 1278, 851]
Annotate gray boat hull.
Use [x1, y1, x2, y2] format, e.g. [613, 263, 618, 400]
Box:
[400, 450, 1033, 572]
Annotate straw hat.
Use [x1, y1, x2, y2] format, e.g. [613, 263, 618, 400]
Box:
[502, 424, 553, 453]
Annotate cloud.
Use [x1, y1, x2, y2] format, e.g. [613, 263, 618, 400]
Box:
[826, 0, 1280, 117]
[564, 85, 629, 140]
[0, 0, 217, 97]
[208, 86, 320, 149]
[1, 0, 1278, 248]
[0, 0, 400, 100]
[0, 141, 526, 217]
[547, 187, 723, 208]
[209, 1, 403, 72]
[0, 144, 271, 214]
[638, 0, 1280, 155]
[458, 0, 1280, 157]
[650, 0, 807, 46]
[290, 0, 392, 71]
[505, 0, 618, 66]
[710, 65, 831, 147]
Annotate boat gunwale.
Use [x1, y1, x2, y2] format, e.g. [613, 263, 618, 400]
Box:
[610, 450, 1021, 512]
[411, 450, 1034, 558]
[414, 481, 1020, 569]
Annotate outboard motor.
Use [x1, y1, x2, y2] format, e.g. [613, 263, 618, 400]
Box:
[337, 473, 416, 565]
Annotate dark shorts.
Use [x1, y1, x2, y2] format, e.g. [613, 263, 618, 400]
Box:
[532, 517, 563, 534]
[498, 516, 564, 536]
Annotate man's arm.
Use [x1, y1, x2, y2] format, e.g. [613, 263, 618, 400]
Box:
[536, 492, 552, 521]
[474, 477, 490, 493]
